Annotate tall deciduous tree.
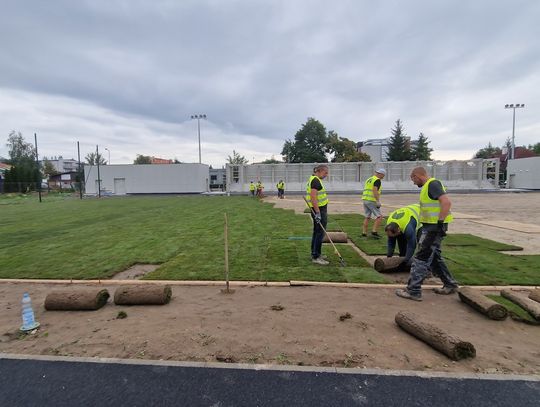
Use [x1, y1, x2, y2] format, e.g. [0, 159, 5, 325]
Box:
[386, 119, 411, 161]
[411, 132, 433, 161]
[85, 152, 107, 165]
[474, 142, 502, 159]
[326, 131, 371, 162]
[42, 159, 58, 177]
[133, 154, 152, 164]
[227, 150, 249, 164]
[281, 118, 329, 163]
[3, 131, 40, 192]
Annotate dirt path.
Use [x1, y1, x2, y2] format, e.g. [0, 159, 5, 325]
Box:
[267, 192, 540, 254]
[1, 282, 539, 375]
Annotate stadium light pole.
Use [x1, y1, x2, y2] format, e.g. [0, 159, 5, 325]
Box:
[504, 104, 525, 160]
[104, 148, 110, 165]
[190, 114, 207, 164]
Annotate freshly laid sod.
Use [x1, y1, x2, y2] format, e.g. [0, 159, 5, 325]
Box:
[0, 195, 384, 283]
[1, 195, 538, 285]
[332, 213, 540, 286]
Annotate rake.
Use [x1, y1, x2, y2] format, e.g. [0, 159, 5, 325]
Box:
[302, 196, 346, 267]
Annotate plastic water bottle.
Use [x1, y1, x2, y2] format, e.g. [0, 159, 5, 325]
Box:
[21, 292, 39, 331]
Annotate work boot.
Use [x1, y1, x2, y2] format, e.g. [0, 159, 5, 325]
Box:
[361, 233, 367, 237]
[433, 286, 458, 295]
[395, 289, 422, 302]
[312, 257, 330, 265]
[320, 255, 329, 261]
[371, 232, 381, 239]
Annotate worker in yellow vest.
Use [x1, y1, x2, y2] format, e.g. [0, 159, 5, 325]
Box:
[256, 181, 264, 198]
[306, 165, 329, 265]
[396, 167, 458, 301]
[276, 180, 285, 199]
[361, 169, 386, 239]
[384, 204, 421, 272]
[249, 181, 255, 197]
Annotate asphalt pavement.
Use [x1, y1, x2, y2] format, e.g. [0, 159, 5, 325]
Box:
[0, 355, 538, 407]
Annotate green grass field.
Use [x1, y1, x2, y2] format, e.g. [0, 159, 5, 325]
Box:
[1, 194, 539, 285]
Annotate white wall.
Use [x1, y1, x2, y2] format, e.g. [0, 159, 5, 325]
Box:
[507, 157, 540, 189]
[84, 164, 209, 195]
[226, 159, 499, 193]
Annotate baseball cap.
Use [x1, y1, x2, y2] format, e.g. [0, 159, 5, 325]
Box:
[376, 168, 386, 175]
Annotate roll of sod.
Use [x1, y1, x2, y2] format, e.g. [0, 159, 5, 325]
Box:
[374, 256, 407, 272]
[529, 289, 540, 304]
[114, 285, 172, 305]
[458, 287, 508, 320]
[44, 289, 110, 311]
[322, 232, 348, 243]
[501, 289, 540, 321]
[395, 311, 476, 361]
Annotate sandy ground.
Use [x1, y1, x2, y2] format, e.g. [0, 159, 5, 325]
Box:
[267, 192, 540, 254]
[1, 282, 539, 375]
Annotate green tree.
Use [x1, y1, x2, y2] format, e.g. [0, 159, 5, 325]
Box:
[411, 132, 433, 161]
[42, 159, 58, 178]
[227, 150, 249, 164]
[474, 142, 502, 159]
[3, 131, 40, 193]
[85, 152, 107, 165]
[133, 154, 152, 164]
[326, 131, 371, 162]
[528, 142, 540, 155]
[386, 119, 411, 161]
[261, 156, 281, 164]
[281, 118, 329, 163]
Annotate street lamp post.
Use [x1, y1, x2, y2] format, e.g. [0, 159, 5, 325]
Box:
[190, 114, 207, 164]
[504, 104, 525, 160]
[105, 148, 111, 165]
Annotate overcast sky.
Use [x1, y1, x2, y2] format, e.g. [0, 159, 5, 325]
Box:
[1, 0, 538, 167]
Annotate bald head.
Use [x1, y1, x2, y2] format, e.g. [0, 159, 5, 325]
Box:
[411, 167, 428, 177]
[410, 166, 429, 187]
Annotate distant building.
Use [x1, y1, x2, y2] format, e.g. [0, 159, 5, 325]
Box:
[209, 168, 226, 191]
[357, 137, 417, 162]
[48, 171, 79, 189]
[357, 138, 390, 162]
[40, 157, 80, 173]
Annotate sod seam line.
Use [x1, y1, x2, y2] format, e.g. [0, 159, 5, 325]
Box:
[0, 278, 537, 291]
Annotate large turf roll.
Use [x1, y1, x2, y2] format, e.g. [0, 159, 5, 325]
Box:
[529, 289, 540, 304]
[501, 289, 540, 321]
[374, 256, 407, 272]
[458, 287, 508, 320]
[395, 311, 476, 361]
[44, 289, 110, 311]
[323, 232, 348, 243]
[114, 285, 172, 305]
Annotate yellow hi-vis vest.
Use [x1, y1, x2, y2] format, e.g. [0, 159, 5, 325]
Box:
[277, 181, 285, 189]
[249, 183, 255, 191]
[362, 175, 382, 202]
[387, 204, 420, 232]
[305, 175, 328, 208]
[419, 178, 453, 224]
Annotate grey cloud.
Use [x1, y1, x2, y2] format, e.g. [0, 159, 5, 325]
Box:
[1, 0, 539, 166]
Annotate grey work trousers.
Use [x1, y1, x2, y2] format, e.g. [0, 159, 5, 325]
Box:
[407, 228, 458, 297]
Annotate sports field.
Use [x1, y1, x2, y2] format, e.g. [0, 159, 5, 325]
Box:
[1, 193, 539, 285]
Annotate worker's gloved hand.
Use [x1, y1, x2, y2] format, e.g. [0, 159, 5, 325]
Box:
[437, 220, 446, 237]
[314, 213, 322, 224]
[376, 202, 381, 208]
